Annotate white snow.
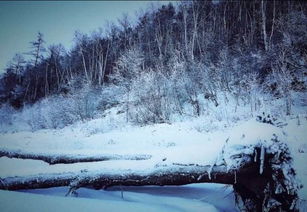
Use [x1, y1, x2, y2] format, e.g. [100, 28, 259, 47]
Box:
[0, 184, 238, 212]
[0, 119, 287, 178]
[0, 111, 306, 211]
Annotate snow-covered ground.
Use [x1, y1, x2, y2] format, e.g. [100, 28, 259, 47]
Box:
[0, 184, 236, 212]
[0, 111, 306, 211]
[0, 119, 299, 176]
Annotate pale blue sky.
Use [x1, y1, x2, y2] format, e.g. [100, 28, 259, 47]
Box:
[0, 1, 175, 73]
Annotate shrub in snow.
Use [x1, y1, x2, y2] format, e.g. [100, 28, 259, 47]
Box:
[0, 104, 15, 132]
[15, 95, 80, 130]
[128, 71, 173, 124]
[0, 84, 124, 131]
[256, 112, 287, 128]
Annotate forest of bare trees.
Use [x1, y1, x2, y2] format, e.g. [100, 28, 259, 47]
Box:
[0, 0, 306, 126]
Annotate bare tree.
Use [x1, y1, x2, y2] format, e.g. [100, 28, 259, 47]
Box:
[8, 53, 25, 83]
[112, 47, 144, 122]
[29, 32, 45, 67]
[74, 31, 90, 83]
[28, 32, 46, 100]
[271, 47, 293, 115]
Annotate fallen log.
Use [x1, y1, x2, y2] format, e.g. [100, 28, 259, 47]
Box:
[0, 164, 235, 190]
[0, 148, 152, 164]
[0, 137, 302, 211]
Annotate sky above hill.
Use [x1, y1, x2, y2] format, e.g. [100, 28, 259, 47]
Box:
[0, 1, 174, 74]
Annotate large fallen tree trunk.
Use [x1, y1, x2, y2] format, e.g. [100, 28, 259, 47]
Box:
[0, 148, 151, 164]
[0, 138, 302, 211]
[0, 163, 235, 190]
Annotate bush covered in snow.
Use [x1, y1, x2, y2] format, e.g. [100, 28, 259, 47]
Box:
[0, 84, 124, 132]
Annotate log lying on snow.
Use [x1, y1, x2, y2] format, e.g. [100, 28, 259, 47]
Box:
[0, 163, 236, 190]
[0, 149, 152, 164]
[0, 137, 302, 211]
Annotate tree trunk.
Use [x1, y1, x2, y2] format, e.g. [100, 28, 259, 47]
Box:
[80, 50, 89, 83]
[269, 0, 276, 47]
[261, 0, 269, 51]
[0, 163, 235, 191]
[44, 64, 49, 96]
[0, 149, 151, 165]
[183, 7, 188, 57]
